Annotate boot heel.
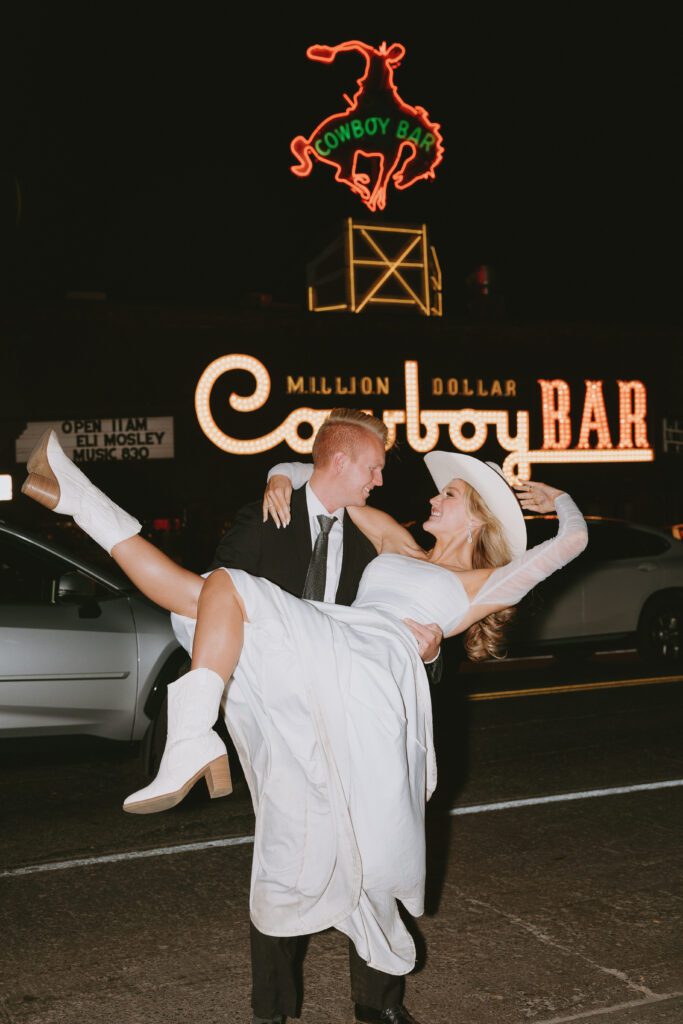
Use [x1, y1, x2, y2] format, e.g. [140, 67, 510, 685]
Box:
[26, 428, 55, 476]
[21, 473, 60, 510]
[204, 754, 232, 798]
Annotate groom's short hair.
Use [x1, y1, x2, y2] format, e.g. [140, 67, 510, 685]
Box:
[313, 409, 388, 467]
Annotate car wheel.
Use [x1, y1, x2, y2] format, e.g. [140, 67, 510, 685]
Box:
[140, 651, 190, 779]
[143, 688, 169, 780]
[637, 596, 683, 665]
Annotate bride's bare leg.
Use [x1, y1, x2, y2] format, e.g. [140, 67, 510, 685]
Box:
[111, 535, 203, 619]
[191, 569, 246, 679]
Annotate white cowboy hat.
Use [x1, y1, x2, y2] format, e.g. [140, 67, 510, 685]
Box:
[423, 451, 527, 557]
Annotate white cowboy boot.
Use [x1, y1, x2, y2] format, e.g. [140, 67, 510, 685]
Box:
[21, 429, 141, 554]
[123, 667, 231, 814]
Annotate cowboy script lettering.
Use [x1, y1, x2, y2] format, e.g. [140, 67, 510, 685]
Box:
[194, 355, 653, 481]
[290, 40, 444, 212]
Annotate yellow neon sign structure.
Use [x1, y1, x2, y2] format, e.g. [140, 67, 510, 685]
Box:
[307, 220, 442, 316]
[195, 355, 654, 482]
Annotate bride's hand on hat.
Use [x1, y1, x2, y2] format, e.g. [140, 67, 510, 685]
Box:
[514, 479, 565, 514]
[263, 475, 293, 528]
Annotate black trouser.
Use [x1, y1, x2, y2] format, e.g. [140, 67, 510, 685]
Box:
[250, 923, 404, 1019]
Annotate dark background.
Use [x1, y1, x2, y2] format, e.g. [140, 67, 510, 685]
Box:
[4, 8, 681, 324]
[3, 8, 681, 566]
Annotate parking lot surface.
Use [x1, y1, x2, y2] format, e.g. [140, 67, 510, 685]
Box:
[1, 655, 682, 1024]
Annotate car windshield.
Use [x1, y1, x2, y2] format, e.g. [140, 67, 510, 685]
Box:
[524, 515, 671, 561]
[1, 519, 131, 588]
[584, 522, 670, 561]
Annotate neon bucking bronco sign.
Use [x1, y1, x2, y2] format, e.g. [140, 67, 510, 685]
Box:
[290, 40, 444, 212]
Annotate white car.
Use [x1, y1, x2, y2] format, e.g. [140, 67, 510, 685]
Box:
[0, 519, 188, 773]
[509, 515, 683, 663]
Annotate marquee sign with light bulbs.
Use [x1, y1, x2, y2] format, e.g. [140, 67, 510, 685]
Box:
[194, 355, 652, 483]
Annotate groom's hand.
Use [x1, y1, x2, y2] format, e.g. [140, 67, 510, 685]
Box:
[403, 619, 443, 663]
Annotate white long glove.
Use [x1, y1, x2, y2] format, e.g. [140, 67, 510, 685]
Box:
[472, 494, 588, 609]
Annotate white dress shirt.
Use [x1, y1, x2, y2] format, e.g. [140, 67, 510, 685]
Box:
[305, 483, 345, 603]
[267, 461, 439, 663]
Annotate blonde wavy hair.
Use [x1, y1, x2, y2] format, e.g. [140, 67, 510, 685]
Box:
[461, 482, 517, 662]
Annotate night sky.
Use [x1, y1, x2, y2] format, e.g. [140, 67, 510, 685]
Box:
[5, 8, 681, 325]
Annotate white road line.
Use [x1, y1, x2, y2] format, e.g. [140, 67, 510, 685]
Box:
[533, 991, 683, 1023]
[2, 777, 682, 880]
[449, 778, 683, 816]
[0, 834, 254, 878]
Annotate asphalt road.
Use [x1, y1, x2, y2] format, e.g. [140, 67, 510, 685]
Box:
[1, 652, 682, 1024]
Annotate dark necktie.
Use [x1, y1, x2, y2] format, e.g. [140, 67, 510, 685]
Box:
[302, 514, 337, 601]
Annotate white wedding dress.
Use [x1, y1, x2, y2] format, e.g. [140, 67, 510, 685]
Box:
[171, 494, 587, 975]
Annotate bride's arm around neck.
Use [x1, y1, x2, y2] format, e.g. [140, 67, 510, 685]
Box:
[347, 504, 426, 557]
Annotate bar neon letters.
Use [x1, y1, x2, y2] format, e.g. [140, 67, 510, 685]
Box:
[195, 356, 653, 482]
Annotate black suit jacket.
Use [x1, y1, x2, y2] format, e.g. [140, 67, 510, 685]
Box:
[211, 488, 443, 683]
[210, 487, 376, 605]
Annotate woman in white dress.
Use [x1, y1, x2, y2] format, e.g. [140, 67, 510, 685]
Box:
[21, 429, 588, 977]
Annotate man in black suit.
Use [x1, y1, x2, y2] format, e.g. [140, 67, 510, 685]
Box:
[210, 409, 442, 1024]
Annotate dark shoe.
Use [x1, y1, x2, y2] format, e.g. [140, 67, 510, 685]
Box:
[355, 1004, 420, 1023]
[251, 1016, 285, 1023]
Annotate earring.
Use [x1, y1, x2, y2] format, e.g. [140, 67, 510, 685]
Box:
[467, 521, 473, 544]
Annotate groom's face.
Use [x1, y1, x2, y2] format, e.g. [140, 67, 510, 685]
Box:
[339, 435, 385, 507]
